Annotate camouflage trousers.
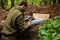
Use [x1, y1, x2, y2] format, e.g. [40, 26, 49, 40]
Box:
[1, 35, 17, 40]
[1, 33, 24, 40]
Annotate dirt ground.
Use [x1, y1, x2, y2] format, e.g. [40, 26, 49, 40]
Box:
[0, 4, 60, 40]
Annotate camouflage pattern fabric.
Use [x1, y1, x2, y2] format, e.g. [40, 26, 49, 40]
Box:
[2, 6, 25, 35]
[1, 35, 16, 40]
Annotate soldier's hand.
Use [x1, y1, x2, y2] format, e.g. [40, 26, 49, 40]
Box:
[27, 20, 32, 27]
[24, 20, 32, 29]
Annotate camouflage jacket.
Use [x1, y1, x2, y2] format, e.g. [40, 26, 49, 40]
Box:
[2, 6, 25, 35]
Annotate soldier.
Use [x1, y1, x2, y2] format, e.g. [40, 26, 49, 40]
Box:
[1, 1, 31, 40]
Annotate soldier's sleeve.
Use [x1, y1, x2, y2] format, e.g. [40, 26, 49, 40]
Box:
[16, 13, 25, 31]
[16, 14, 31, 31]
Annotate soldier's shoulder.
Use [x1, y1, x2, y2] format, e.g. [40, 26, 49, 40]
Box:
[8, 6, 21, 14]
[9, 7, 17, 12]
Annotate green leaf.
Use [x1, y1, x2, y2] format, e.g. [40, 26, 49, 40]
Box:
[38, 16, 60, 40]
[42, 36, 51, 40]
[4, 0, 11, 10]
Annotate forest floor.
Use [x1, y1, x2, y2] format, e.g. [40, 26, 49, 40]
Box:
[0, 4, 60, 40]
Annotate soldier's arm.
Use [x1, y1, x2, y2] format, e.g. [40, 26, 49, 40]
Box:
[16, 15, 33, 32]
[16, 14, 27, 32]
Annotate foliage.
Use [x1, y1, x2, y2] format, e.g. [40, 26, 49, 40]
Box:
[38, 16, 60, 40]
[27, 0, 33, 5]
[27, 0, 44, 5]
[27, 0, 56, 5]
[14, 0, 21, 6]
[0, 0, 21, 10]
[4, 0, 11, 10]
[0, 0, 58, 10]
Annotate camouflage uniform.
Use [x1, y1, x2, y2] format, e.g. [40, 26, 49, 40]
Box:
[1, 6, 26, 40]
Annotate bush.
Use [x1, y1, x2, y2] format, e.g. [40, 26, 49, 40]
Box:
[38, 16, 60, 40]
